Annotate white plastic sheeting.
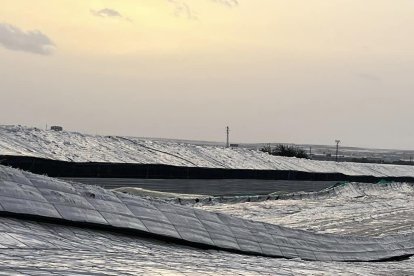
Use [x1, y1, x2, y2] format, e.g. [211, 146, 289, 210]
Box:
[1, 125, 414, 177]
[0, 165, 413, 262]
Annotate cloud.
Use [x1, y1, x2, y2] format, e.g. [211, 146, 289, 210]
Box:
[91, 8, 122, 18]
[167, 1, 198, 20]
[210, 0, 239, 8]
[91, 8, 132, 22]
[0, 23, 55, 55]
[167, 0, 239, 20]
[356, 73, 381, 82]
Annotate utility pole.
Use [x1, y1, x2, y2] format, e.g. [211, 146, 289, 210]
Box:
[309, 146, 312, 159]
[335, 140, 340, 162]
[226, 126, 230, 148]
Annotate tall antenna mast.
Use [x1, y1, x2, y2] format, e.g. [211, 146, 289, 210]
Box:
[335, 140, 341, 162]
[226, 126, 230, 148]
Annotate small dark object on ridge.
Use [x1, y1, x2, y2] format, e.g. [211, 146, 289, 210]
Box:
[50, 126, 63, 131]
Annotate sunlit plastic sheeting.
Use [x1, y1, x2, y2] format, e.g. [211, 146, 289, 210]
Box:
[0, 164, 413, 262]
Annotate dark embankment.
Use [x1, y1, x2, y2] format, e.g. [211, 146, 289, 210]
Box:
[2, 155, 414, 183]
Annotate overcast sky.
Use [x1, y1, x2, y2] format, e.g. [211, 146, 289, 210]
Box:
[1, 0, 414, 149]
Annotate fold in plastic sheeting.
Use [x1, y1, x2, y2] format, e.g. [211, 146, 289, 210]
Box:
[0, 165, 413, 262]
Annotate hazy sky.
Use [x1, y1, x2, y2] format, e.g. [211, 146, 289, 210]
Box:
[1, 0, 414, 149]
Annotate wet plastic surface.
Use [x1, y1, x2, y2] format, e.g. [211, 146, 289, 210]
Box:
[0, 165, 413, 262]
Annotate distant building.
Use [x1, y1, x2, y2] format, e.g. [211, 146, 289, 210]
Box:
[230, 144, 239, 148]
[50, 126, 63, 131]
